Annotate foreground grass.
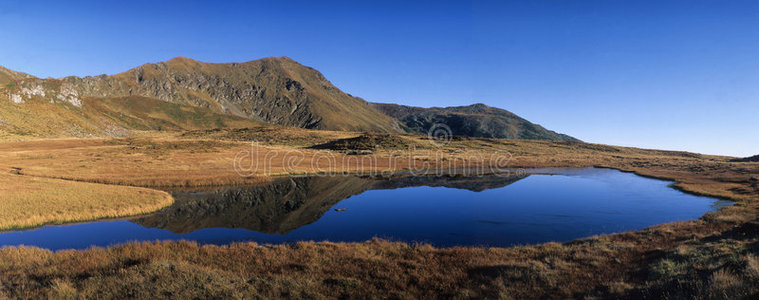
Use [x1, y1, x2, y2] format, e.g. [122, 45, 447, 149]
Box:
[0, 172, 173, 230]
[0, 206, 755, 299]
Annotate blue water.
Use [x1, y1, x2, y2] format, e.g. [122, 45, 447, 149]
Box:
[0, 168, 727, 250]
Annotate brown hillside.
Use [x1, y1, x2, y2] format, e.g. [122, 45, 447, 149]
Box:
[0, 66, 34, 86]
[0, 80, 261, 138]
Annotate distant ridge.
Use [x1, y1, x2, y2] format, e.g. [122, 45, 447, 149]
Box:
[372, 102, 579, 141]
[731, 155, 759, 162]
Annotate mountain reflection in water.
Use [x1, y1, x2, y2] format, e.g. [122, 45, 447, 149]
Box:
[0, 168, 725, 250]
[133, 174, 528, 234]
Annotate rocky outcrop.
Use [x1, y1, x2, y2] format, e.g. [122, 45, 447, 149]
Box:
[3, 79, 82, 107]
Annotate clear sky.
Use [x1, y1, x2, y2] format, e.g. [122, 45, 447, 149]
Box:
[0, 0, 757, 156]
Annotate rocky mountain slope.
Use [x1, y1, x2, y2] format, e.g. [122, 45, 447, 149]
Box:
[0, 91, 261, 138]
[0, 57, 402, 137]
[61, 57, 402, 132]
[372, 103, 578, 141]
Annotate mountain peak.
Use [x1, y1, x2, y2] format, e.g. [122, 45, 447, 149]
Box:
[275, 56, 295, 61]
[160, 56, 298, 68]
[169, 56, 197, 62]
[257, 56, 298, 64]
[59, 56, 402, 132]
[164, 56, 201, 66]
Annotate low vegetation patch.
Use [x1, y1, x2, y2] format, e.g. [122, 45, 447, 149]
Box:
[0, 239, 657, 299]
[632, 218, 759, 298]
[180, 126, 351, 147]
[105, 137, 231, 157]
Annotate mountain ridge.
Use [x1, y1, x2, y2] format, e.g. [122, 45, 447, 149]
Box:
[0, 57, 576, 141]
[0, 66, 34, 86]
[372, 102, 579, 142]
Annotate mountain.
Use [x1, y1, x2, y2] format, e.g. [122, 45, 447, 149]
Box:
[0, 57, 402, 137]
[372, 102, 579, 141]
[61, 56, 402, 132]
[1, 57, 575, 141]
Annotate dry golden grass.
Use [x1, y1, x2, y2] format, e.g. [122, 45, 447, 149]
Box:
[0, 135, 428, 187]
[0, 238, 681, 299]
[0, 128, 755, 204]
[747, 254, 759, 277]
[0, 171, 173, 230]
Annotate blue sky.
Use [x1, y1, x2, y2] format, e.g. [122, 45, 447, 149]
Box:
[0, 0, 757, 156]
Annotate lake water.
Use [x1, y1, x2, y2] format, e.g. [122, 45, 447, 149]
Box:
[0, 168, 728, 250]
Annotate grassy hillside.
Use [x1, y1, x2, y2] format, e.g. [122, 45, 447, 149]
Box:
[0, 66, 33, 86]
[373, 102, 578, 141]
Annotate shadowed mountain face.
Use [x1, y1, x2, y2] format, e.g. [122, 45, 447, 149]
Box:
[133, 174, 527, 234]
[731, 155, 759, 162]
[372, 102, 578, 141]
